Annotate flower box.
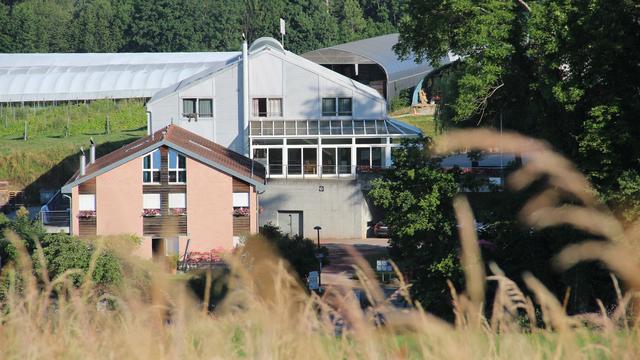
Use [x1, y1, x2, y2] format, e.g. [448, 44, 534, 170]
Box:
[170, 208, 187, 216]
[232, 207, 250, 217]
[142, 208, 161, 217]
[77, 210, 96, 218]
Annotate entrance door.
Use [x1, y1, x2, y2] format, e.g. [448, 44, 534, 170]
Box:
[277, 211, 303, 237]
[152, 238, 165, 260]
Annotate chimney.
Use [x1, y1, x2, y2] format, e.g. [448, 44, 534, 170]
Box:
[79, 147, 86, 177]
[89, 137, 96, 164]
[242, 34, 250, 156]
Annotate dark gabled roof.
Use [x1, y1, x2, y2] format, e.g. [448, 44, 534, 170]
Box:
[62, 125, 265, 193]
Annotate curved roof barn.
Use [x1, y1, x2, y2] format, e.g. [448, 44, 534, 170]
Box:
[302, 33, 456, 100]
[0, 52, 240, 103]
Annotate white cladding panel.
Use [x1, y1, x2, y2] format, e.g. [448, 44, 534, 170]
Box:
[214, 65, 243, 152]
[354, 92, 385, 118]
[148, 92, 181, 130]
[320, 77, 353, 97]
[250, 53, 283, 97]
[180, 78, 215, 98]
[283, 62, 320, 118]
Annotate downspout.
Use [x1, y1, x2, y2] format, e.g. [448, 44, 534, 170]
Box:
[146, 111, 152, 136]
[242, 37, 250, 157]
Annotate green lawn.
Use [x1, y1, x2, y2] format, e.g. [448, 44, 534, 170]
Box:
[395, 114, 437, 139]
[0, 100, 146, 203]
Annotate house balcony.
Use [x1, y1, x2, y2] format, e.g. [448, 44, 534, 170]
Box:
[40, 209, 71, 234]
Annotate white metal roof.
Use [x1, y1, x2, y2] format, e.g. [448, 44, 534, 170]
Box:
[301, 34, 457, 99]
[0, 52, 240, 103]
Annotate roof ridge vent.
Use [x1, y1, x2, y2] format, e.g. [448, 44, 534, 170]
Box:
[249, 37, 285, 53]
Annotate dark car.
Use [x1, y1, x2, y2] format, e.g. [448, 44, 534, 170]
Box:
[373, 221, 389, 237]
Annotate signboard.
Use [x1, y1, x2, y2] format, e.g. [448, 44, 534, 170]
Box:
[280, 18, 286, 35]
[376, 260, 393, 273]
[308, 271, 319, 290]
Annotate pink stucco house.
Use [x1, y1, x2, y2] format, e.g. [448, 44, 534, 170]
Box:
[61, 125, 266, 259]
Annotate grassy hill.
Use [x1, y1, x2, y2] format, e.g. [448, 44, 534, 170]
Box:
[0, 100, 146, 203]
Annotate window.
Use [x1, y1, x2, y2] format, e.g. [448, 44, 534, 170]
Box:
[322, 98, 336, 116]
[233, 193, 249, 207]
[79, 194, 95, 211]
[143, 193, 161, 209]
[143, 150, 161, 184]
[253, 98, 282, 117]
[338, 98, 352, 116]
[322, 97, 352, 116]
[169, 193, 186, 208]
[199, 99, 213, 117]
[182, 98, 214, 119]
[168, 150, 186, 184]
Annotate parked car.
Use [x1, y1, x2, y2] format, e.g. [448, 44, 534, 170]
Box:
[373, 221, 389, 237]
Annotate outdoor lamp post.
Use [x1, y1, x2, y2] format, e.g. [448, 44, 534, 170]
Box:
[314, 225, 322, 290]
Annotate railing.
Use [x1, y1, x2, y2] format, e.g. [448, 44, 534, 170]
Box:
[40, 209, 71, 228]
[264, 164, 390, 179]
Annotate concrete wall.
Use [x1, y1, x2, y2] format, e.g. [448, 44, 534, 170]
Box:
[259, 179, 373, 240]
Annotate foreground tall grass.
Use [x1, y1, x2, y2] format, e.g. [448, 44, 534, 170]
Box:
[2, 129, 640, 359]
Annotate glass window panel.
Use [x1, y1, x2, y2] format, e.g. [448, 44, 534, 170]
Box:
[166, 238, 179, 255]
[342, 120, 353, 135]
[178, 170, 186, 183]
[273, 120, 285, 135]
[353, 120, 365, 135]
[287, 148, 302, 175]
[308, 120, 319, 135]
[338, 148, 351, 174]
[287, 138, 317, 145]
[254, 98, 267, 117]
[268, 98, 282, 117]
[296, 120, 307, 135]
[320, 121, 331, 135]
[263, 121, 273, 135]
[322, 138, 351, 145]
[169, 150, 177, 168]
[152, 150, 161, 170]
[303, 148, 317, 175]
[178, 155, 185, 168]
[152, 172, 160, 183]
[143, 154, 151, 169]
[182, 99, 196, 114]
[338, 98, 352, 116]
[322, 98, 336, 116]
[372, 147, 383, 167]
[169, 172, 177, 183]
[253, 149, 267, 165]
[365, 121, 376, 134]
[376, 120, 387, 134]
[387, 122, 402, 134]
[331, 120, 342, 135]
[322, 148, 336, 174]
[356, 148, 370, 167]
[356, 138, 384, 144]
[252, 139, 283, 145]
[143, 171, 151, 183]
[269, 148, 283, 175]
[285, 121, 296, 135]
[198, 99, 213, 117]
[250, 121, 261, 136]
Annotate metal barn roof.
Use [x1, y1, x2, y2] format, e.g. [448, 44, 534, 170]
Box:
[302, 33, 457, 99]
[0, 52, 240, 103]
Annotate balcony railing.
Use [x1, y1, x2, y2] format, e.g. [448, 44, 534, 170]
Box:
[39, 209, 71, 233]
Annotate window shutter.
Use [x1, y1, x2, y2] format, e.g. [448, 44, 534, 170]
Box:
[169, 193, 186, 208]
[143, 193, 161, 209]
[233, 192, 249, 207]
[79, 194, 95, 211]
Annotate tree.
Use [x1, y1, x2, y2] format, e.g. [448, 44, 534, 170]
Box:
[368, 139, 460, 314]
[395, 0, 640, 221]
[241, 224, 329, 284]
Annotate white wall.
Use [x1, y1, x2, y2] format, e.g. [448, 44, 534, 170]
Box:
[148, 47, 388, 148]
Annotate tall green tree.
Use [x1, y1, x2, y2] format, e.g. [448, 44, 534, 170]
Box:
[368, 139, 460, 314]
[396, 0, 640, 222]
[72, 0, 132, 52]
